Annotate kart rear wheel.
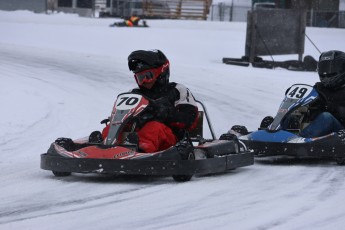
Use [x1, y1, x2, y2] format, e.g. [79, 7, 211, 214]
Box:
[52, 171, 71, 177]
[172, 151, 194, 182]
[172, 174, 193, 182]
[336, 158, 345, 165]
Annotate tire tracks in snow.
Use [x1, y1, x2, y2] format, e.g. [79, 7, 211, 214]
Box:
[0, 180, 174, 225]
[251, 163, 345, 229]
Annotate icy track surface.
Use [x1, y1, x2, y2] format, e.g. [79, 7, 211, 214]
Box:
[1, 10, 345, 230]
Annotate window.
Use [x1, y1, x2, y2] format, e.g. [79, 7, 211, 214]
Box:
[77, 0, 92, 8]
[58, 0, 72, 7]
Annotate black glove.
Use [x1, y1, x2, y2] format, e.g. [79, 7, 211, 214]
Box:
[286, 115, 300, 129]
[135, 112, 155, 128]
[154, 105, 172, 121]
[124, 132, 139, 145]
[55, 137, 75, 151]
[148, 98, 174, 122]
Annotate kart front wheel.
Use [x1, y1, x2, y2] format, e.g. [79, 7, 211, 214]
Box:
[52, 171, 71, 177]
[172, 175, 193, 182]
[172, 151, 194, 182]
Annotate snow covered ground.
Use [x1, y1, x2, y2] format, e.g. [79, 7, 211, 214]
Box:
[1, 10, 345, 230]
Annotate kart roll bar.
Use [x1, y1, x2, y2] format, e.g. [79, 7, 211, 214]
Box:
[195, 100, 216, 140]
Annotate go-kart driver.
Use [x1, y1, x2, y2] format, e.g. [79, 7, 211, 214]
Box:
[257, 50, 345, 138]
[296, 50, 345, 137]
[101, 49, 198, 153]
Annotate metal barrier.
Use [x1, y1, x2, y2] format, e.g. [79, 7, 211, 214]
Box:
[222, 9, 318, 72]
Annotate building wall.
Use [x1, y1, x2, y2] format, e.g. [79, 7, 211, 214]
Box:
[56, 0, 94, 17]
[0, 0, 94, 17]
[0, 0, 46, 13]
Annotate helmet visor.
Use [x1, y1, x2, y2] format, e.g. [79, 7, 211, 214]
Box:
[318, 51, 343, 76]
[318, 60, 343, 76]
[134, 67, 161, 86]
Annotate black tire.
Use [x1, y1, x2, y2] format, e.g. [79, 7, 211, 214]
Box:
[231, 125, 249, 135]
[172, 152, 194, 182]
[172, 174, 193, 182]
[52, 171, 71, 177]
[260, 116, 274, 129]
[336, 158, 345, 165]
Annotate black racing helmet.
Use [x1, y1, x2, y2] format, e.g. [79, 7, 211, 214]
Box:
[318, 50, 345, 88]
[128, 50, 170, 89]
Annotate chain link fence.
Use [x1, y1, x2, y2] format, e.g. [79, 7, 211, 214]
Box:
[208, 3, 345, 29]
[307, 10, 345, 28]
[208, 3, 250, 22]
